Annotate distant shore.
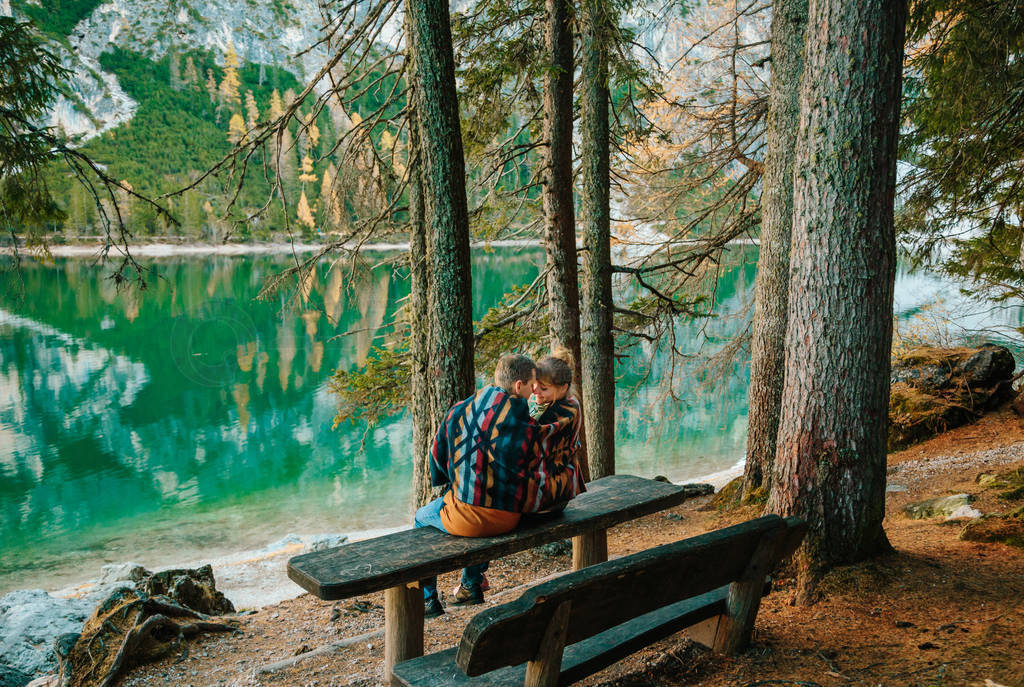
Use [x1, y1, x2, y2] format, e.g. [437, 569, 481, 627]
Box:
[4, 236, 761, 258]
[4, 238, 544, 258]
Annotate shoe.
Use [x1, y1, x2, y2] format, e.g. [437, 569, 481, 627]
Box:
[449, 583, 484, 606]
[451, 574, 488, 597]
[424, 597, 445, 618]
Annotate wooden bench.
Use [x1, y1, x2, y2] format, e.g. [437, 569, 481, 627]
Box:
[287, 475, 712, 684]
[391, 514, 806, 687]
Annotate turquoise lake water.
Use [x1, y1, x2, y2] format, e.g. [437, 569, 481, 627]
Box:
[0, 246, 1019, 594]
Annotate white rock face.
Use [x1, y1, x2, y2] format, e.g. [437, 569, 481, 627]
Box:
[24, 0, 335, 141]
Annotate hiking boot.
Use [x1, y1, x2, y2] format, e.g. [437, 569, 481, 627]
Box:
[449, 583, 484, 606]
[451, 573, 489, 597]
[424, 596, 445, 618]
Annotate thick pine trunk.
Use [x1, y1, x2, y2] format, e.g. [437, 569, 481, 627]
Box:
[407, 0, 475, 429]
[406, 12, 433, 510]
[579, 0, 614, 481]
[542, 0, 589, 482]
[767, 0, 907, 600]
[743, 0, 808, 500]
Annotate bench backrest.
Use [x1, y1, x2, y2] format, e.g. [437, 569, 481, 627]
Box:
[456, 515, 798, 677]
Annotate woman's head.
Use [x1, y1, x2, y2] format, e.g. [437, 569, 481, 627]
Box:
[533, 348, 574, 404]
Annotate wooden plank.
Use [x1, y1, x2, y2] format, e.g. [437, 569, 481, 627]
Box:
[456, 516, 784, 677]
[391, 586, 729, 687]
[523, 601, 571, 687]
[385, 583, 424, 686]
[288, 476, 709, 600]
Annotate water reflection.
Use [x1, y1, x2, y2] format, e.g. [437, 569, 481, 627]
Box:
[0, 246, 1019, 594]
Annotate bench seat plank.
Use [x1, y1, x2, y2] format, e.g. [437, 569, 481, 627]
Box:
[391, 586, 730, 687]
[288, 475, 708, 600]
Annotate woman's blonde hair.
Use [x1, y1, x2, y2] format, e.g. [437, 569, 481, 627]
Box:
[536, 347, 574, 387]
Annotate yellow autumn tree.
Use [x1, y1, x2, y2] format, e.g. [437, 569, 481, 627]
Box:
[218, 41, 241, 107]
[304, 111, 320, 150]
[321, 162, 342, 227]
[244, 90, 259, 129]
[269, 89, 284, 120]
[299, 155, 317, 185]
[228, 113, 246, 144]
[296, 190, 315, 230]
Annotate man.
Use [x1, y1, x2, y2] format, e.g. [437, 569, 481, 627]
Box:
[415, 353, 562, 617]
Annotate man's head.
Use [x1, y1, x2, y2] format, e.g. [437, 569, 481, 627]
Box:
[494, 353, 536, 399]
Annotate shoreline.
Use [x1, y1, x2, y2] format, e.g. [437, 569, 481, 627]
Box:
[24, 461, 745, 611]
[4, 236, 762, 258]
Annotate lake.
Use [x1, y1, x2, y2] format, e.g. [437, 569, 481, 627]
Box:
[0, 245, 1019, 595]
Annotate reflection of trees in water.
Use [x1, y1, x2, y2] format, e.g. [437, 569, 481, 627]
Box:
[0, 250, 553, 587]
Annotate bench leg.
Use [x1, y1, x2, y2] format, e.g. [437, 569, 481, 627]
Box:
[572, 530, 607, 570]
[384, 582, 424, 687]
[712, 527, 783, 654]
[523, 600, 572, 687]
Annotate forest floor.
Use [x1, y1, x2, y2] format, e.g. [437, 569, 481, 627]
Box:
[121, 407, 1024, 687]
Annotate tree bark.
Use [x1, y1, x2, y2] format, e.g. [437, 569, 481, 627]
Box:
[579, 0, 614, 481]
[407, 0, 476, 428]
[406, 10, 434, 510]
[542, 0, 589, 482]
[743, 0, 808, 500]
[767, 0, 907, 600]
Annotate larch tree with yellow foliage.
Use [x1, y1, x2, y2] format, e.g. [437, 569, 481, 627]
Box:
[296, 190, 315, 231]
[227, 113, 247, 144]
[269, 89, 284, 120]
[218, 41, 242, 108]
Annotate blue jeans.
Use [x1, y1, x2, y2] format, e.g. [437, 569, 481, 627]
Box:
[414, 496, 488, 602]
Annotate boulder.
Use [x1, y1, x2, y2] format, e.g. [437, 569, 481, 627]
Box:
[903, 494, 974, 519]
[889, 345, 1017, 449]
[0, 590, 91, 687]
[96, 563, 150, 586]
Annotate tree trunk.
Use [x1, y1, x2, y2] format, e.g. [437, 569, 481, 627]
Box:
[407, 0, 476, 427]
[542, 0, 589, 482]
[767, 0, 907, 601]
[579, 0, 614, 481]
[743, 0, 808, 500]
[406, 10, 434, 510]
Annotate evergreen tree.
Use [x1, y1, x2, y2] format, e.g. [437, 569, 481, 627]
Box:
[407, 0, 475, 498]
[577, 0, 614, 569]
[744, 0, 808, 500]
[768, 0, 907, 601]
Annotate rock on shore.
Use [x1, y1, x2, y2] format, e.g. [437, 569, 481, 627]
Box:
[0, 590, 91, 687]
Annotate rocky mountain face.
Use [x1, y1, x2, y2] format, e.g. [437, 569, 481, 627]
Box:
[7, 0, 335, 139]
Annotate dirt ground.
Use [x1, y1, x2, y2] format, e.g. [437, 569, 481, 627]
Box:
[121, 408, 1024, 687]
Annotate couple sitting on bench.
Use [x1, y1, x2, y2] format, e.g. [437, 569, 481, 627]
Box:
[414, 350, 585, 617]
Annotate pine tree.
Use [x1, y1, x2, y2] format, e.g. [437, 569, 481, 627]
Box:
[219, 41, 242, 107]
[305, 112, 320, 153]
[768, 0, 907, 601]
[244, 90, 259, 130]
[228, 113, 247, 144]
[296, 190, 315, 230]
[269, 89, 284, 120]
